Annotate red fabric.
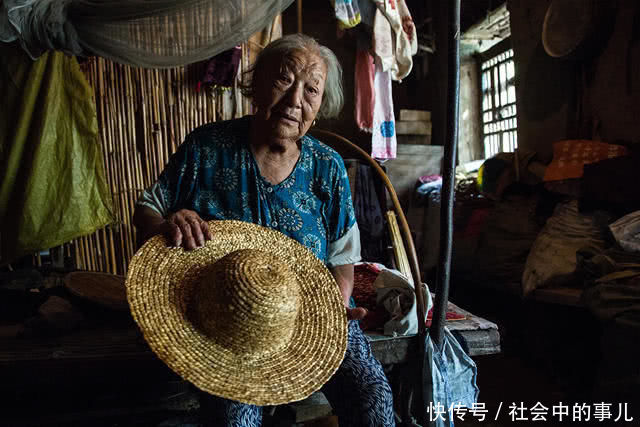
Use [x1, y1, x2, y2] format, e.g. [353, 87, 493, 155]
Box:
[425, 307, 466, 328]
[353, 264, 382, 312]
[353, 264, 388, 331]
[544, 140, 629, 182]
[462, 207, 490, 237]
[354, 49, 375, 132]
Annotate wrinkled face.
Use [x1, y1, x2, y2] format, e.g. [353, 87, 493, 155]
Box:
[254, 49, 327, 144]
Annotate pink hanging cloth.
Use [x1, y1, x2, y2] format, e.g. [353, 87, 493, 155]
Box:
[354, 48, 375, 132]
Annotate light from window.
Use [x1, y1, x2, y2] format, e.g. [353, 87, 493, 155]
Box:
[481, 49, 517, 158]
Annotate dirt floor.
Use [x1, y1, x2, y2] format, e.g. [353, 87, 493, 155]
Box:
[448, 284, 638, 427]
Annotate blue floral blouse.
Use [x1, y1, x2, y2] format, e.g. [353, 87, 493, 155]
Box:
[137, 116, 360, 266]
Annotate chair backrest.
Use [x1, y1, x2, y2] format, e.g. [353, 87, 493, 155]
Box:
[309, 129, 427, 333]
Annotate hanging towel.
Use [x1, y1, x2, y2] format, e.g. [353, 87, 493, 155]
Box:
[372, 0, 418, 81]
[371, 60, 397, 160]
[354, 48, 375, 132]
[0, 44, 115, 264]
[373, 3, 394, 75]
[331, 0, 362, 29]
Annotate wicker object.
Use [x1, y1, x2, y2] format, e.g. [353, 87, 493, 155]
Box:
[64, 271, 128, 310]
[126, 220, 347, 405]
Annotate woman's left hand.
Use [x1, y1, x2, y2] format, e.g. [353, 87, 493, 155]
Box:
[346, 306, 368, 321]
[330, 264, 366, 321]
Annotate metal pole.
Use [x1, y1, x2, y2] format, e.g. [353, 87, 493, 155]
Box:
[430, 0, 460, 349]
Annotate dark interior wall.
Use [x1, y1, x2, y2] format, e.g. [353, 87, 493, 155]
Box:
[508, 0, 640, 162]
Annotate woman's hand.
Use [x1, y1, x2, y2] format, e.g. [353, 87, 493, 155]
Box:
[330, 264, 369, 321]
[165, 209, 213, 250]
[346, 306, 368, 321]
[133, 206, 212, 250]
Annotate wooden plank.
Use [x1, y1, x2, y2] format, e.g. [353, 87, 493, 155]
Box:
[369, 327, 500, 361]
[396, 120, 432, 135]
[399, 109, 431, 121]
[397, 134, 431, 145]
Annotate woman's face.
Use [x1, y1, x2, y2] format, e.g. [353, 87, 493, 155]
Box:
[254, 49, 327, 144]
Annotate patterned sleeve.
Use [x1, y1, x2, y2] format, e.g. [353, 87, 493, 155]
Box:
[135, 181, 168, 217]
[326, 156, 361, 267]
[135, 136, 198, 218]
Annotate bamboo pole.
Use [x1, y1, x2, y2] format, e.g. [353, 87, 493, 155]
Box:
[94, 232, 104, 272]
[74, 238, 81, 270]
[108, 226, 117, 274]
[159, 70, 170, 171]
[386, 211, 412, 280]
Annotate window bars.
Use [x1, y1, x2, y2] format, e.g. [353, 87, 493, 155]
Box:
[481, 48, 517, 158]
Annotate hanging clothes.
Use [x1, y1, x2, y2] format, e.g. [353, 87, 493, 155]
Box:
[198, 45, 242, 90]
[350, 161, 387, 263]
[372, 0, 418, 81]
[0, 43, 114, 264]
[331, 0, 362, 29]
[354, 48, 375, 132]
[371, 59, 397, 160]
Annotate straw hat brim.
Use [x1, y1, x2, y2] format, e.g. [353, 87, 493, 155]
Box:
[126, 220, 347, 406]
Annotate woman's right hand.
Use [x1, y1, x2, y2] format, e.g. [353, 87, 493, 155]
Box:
[164, 209, 213, 250]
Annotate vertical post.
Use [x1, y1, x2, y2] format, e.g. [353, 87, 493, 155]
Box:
[297, 0, 303, 33]
[430, 0, 460, 349]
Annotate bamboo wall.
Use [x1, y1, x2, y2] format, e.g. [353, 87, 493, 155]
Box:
[69, 54, 249, 276]
[28, 19, 282, 276]
[56, 29, 282, 275]
[83, 59, 241, 275]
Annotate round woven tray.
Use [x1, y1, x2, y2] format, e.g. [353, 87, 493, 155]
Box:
[64, 271, 128, 311]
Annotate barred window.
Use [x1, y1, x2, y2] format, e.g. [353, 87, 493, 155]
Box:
[481, 48, 517, 158]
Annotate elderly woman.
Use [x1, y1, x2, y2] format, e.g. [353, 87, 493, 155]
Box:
[133, 34, 395, 426]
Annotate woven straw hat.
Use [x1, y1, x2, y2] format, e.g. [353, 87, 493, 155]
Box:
[126, 220, 347, 405]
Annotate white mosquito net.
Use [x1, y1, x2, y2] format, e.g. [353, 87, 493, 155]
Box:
[0, 0, 295, 68]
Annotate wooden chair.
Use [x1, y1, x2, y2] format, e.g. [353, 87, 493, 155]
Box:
[309, 129, 428, 335]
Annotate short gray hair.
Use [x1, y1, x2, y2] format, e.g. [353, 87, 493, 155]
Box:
[243, 34, 344, 119]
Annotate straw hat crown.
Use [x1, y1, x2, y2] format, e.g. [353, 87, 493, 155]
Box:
[193, 249, 300, 359]
[127, 220, 347, 405]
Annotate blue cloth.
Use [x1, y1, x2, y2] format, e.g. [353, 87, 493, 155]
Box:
[154, 116, 357, 263]
[199, 321, 395, 427]
[423, 328, 480, 427]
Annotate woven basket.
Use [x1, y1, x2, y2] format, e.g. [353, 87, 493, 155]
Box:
[64, 271, 128, 310]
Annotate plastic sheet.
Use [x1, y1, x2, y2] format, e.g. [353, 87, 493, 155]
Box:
[0, 43, 114, 264]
